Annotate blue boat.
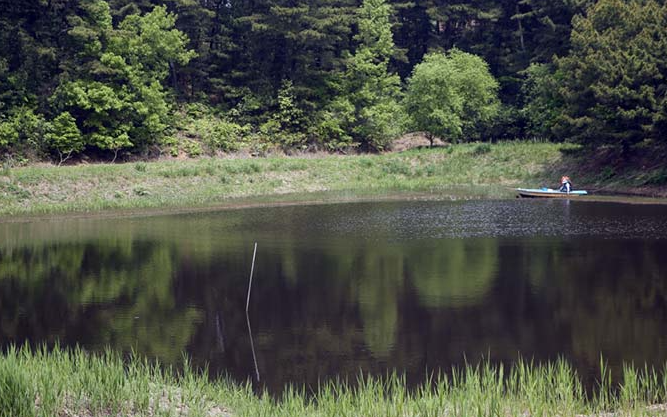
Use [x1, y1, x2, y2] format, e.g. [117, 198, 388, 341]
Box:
[516, 188, 588, 198]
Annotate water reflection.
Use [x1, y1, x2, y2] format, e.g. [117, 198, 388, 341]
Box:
[1, 200, 667, 393]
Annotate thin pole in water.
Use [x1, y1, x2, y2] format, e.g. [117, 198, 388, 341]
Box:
[246, 242, 257, 313]
[247, 312, 260, 382]
[245, 242, 260, 381]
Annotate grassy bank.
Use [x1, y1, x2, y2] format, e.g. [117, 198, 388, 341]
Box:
[0, 142, 564, 217]
[1, 345, 666, 416]
[1, 141, 665, 217]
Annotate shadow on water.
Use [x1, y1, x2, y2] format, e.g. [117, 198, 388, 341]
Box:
[1, 199, 667, 394]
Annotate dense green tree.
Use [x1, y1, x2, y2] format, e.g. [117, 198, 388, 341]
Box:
[0, 108, 50, 155]
[520, 63, 564, 140]
[259, 79, 307, 148]
[390, 0, 587, 104]
[225, 0, 356, 119]
[320, 0, 404, 151]
[404, 49, 499, 145]
[556, 0, 667, 149]
[1, 0, 664, 157]
[0, 0, 72, 114]
[512, 0, 591, 63]
[46, 112, 84, 165]
[51, 1, 195, 160]
[390, 0, 430, 79]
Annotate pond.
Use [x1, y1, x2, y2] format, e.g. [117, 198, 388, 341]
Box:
[1, 198, 667, 393]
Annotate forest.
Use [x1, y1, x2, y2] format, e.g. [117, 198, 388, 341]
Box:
[0, 0, 666, 163]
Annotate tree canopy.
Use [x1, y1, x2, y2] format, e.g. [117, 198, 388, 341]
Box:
[0, 0, 665, 161]
[555, 0, 667, 149]
[404, 50, 499, 145]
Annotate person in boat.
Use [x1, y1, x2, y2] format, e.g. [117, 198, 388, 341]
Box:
[559, 176, 572, 193]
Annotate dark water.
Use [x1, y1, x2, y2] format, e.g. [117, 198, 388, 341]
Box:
[2, 199, 667, 392]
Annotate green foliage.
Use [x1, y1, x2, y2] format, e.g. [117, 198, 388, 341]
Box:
[52, 1, 195, 160]
[0, 357, 35, 417]
[0, 108, 50, 154]
[182, 104, 249, 153]
[313, 97, 356, 151]
[46, 112, 84, 164]
[319, 0, 405, 151]
[473, 143, 492, 155]
[0, 0, 663, 158]
[204, 120, 248, 152]
[406, 53, 464, 143]
[262, 80, 307, 149]
[521, 63, 563, 140]
[404, 50, 500, 144]
[181, 139, 202, 157]
[273, 80, 303, 133]
[114, 5, 196, 79]
[484, 104, 525, 141]
[556, 0, 667, 148]
[0, 120, 18, 149]
[0, 345, 664, 416]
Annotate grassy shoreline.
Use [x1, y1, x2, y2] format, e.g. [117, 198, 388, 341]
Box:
[1, 141, 666, 218]
[1, 345, 666, 416]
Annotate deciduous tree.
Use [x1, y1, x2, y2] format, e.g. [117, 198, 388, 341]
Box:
[404, 49, 499, 145]
[51, 0, 195, 160]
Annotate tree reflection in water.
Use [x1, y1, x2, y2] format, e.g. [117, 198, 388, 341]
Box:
[1, 200, 667, 393]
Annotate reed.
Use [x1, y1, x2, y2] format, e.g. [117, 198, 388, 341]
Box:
[0, 345, 666, 416]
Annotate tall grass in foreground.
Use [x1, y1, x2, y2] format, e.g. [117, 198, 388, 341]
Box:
[1, 345, 666, 416]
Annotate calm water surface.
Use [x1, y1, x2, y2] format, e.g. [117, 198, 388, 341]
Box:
[1, 198, 667, 392]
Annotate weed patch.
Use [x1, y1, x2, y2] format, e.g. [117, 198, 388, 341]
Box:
[1, 182, 31, 200]
[382, 159, 411, 175]
[159, 166, 203, 178]
[133, 186, 150, 196]
[472, 143, 492, 155]
[224, 162, 261, 175]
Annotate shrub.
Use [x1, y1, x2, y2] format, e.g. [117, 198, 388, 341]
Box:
[0, 108, 50, 155]
[46, 112, 84, 165]
[185, 113, 248, 153]
[472, 143, 492, 155]
[204, 119, 248, 152]
[0, 119, 19, 149]
[181, 139, 202, 157]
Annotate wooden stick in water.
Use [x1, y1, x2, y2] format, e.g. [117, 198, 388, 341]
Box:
[246, 242, 257, 313]
[245, 242, 260, 381]
[247, 312, 260, 381]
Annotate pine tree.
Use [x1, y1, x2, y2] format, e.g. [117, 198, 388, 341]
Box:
[228, 0, 357, 118]
[556, 0, 667, 149]
[0, 0, 75, 114]
[320, 0, 404, 150]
